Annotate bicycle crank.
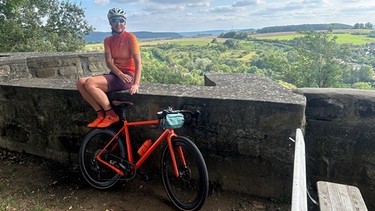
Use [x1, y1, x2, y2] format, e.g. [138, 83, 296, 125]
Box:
[110, 159, 136, 180]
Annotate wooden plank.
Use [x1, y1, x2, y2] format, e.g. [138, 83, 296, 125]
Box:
[291, 128, 307, 211]
[317, 181, 368, 211]
[318, 181, 332, 210]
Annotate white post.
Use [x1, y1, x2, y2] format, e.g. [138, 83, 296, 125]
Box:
[291, 128, 307, 211]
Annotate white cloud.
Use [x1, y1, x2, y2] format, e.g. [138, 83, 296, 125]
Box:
[233, 0, 259, 7]
[85, 0, 375, 32]
[94, 0, 110, 5]
[148, 0, 206, 3]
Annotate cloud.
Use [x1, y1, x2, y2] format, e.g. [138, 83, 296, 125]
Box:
[340, 5, 375, 14]
[148, 0, 207, 4]
[94, 0, 110, 4]
[141, 4, 185, 14]
[233, 0, 260, 7]
[86, 0, 375, 32]
[208, 5, 236, 13]
[111, 0, 141, 4]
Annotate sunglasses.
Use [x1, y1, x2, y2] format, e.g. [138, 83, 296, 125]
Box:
[111, 17, 126, 24]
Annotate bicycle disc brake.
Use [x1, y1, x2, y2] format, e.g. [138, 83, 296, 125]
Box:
[180, 165, 192, 182]
[91, 149, 102, 170]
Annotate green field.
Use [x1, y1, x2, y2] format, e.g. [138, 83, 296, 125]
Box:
[84, 29, 375, 51]
[257, 30, 375, 45]
[140, 36, 218, 46]
[84, 43, 104, 51]
[84, 37, 217, 51]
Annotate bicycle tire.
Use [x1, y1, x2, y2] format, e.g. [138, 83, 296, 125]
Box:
[79, 128, 126, 189]
[161, 136, 209, 211]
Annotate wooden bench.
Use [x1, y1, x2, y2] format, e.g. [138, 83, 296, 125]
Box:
[291, 128, 368, 211]
[317, 181, 367, 211]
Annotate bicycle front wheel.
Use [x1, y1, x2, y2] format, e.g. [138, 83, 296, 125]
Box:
[79, 128, 126, 190]
[161, 136, 209, 211]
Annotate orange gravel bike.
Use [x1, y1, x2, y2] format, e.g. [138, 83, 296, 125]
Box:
[79, 100, 209, 210]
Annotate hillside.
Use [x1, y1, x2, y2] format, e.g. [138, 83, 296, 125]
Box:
[85, 31, 183, 43]
[256, 23, 352, 33]
[85, 23, 354, 43]
[85, 30, 244, 43]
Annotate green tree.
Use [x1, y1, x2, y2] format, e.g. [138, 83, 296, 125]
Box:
[353, 23, 365, 29]
[251, 52, 291, 80]
[0, 0, 93, 52]
[218, 31, 236, 38]
[0, 0, 24, 18]
[351, 82, 373, 90]
[345, 64, 374, 84]
[291, 30, 347, 87]
[223, 39, 239, 49]
[365, 22, 373, 29]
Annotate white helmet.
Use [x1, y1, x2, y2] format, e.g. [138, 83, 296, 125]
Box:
[107, 8, 126, 20]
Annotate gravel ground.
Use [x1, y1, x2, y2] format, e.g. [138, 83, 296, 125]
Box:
[0, 148, 291, 211]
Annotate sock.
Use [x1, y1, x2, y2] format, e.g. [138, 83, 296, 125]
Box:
[105, 108, 117, 117]
[97, 110, 105, 117]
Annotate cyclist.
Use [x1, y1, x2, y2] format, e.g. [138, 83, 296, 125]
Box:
[76, 8, 142, 128]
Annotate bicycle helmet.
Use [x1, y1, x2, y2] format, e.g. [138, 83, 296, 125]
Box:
[107, 8, 126, 20]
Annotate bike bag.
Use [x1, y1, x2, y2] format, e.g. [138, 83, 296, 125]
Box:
[158, 109, 185, 129]
[164, 113, 184, 129]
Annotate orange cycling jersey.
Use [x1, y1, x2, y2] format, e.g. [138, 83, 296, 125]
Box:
[104, 31, 140, 74]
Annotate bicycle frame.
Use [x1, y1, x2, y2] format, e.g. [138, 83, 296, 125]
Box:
[95, 119, 185, 178]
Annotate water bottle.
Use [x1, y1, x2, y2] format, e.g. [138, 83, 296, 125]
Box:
[138, 139, 152, 156]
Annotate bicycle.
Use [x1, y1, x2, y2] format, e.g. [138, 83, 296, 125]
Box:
[79, 100, 209, 210]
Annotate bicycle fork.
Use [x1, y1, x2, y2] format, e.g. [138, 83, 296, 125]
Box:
[167, 131, 187, 178]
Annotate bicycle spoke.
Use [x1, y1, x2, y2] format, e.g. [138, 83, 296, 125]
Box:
[79, 128, 126, 189]
[161, 136, 208, 210]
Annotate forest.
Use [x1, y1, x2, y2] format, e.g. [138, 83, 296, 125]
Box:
[134, 29, 375, 90]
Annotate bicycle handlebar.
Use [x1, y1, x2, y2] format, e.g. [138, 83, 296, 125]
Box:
[157, 107, 201, 126]
[110, 100, 200, 127]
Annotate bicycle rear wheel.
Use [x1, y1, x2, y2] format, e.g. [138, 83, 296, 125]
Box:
[161, 136, 209, 211]
[79, 128, 126, 189]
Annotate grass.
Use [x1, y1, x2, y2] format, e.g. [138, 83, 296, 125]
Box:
[84, 36, 222, 51]
[256, 34, 296, 41]
[84, 43, 103, 51]
[256, 30, 375, 45]
[259, 33, 375, 45]
[84, 29, 375, 52]
[0, 181, 4, 191]
[239, 51, 257, 61]
[140, 36, 217, 47]
[334, 33, 375, 45]
[0, 191, 52, 211]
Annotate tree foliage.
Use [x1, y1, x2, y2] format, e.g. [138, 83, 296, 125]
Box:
[138, 30, 374, 89]
[291, 30, 348, 87]
[0, 0, 93, 52]
[353, 22, 373, 29]
[256, 24, 352, 33]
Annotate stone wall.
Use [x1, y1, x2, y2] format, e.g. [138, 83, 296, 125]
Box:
[0, 52, 105, 81]
[0, 53, 374, 209]
[294, 88, 375, 209]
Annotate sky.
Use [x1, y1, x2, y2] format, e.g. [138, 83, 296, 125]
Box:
[71, 0, 375, 32]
